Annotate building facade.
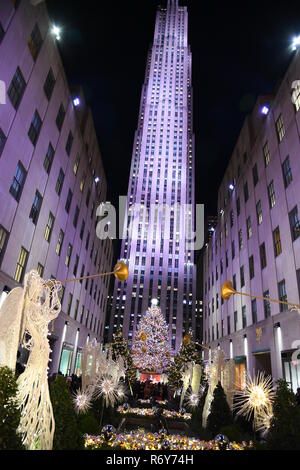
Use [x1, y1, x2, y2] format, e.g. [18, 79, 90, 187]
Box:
[0, 0, 113, 375]
[203, 52, 300, 393]
[107, 0, 196, 352]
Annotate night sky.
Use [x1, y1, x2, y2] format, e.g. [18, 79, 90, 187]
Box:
[46, 0, 300, 215]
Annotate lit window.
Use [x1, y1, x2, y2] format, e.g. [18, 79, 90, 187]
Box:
[14, 246, 28, 283]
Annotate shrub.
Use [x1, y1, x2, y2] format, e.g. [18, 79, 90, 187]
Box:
[206, 382, 232, 436]
[0, 366, 24, 450]
[49, 375, 84, 450]
[266, 379, 300, 450]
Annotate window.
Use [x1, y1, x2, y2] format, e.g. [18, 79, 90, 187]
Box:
[28, 110, 42, 146]
[56, 103, 65, 131]
[263, 142, 270, 167]
[238, 229, 243, 250]
[240, 266, 245, 288]
[273, 226, 282, 257]
[276, 114, 285, 142]
[268, 181, 275, 209]
[80, 175, 85, 192]
[0, 22, 4, 44]
[233, 274, 237, 290]
[73, 154, 80, 175]
[244, 181, 249, 202]
[282, 156, 292, 188]
[37, 263, 44, 277]
[43, 143, 54, 174]
[246, 216, 252, 239]
[251, 299, 257, 324]
[234, 311, 238, 332]
[231, 240, 235, 259]
[0, 127, 6, 157]
[65, 243, 72, 267]
[56, 229, 64, 255]
[297, 269, 300, 301]
[29, 190, 42, 224]
[80, 220, 85, 240]
[55, 168, 64, 196]
[74, 300, 79, 321]
[86, 189, 91, 207]
[28, 23, 42, 61]
[227, 316, 231, 335]
[65, 131, 73, 156]
[260, 242, 267, 269]
[278, 279, 287, 312]
[252, 163, 258, 186]
[43, 68, 55, 100]
[242, 306, 247, 329]
[10, 161, 26, 201]
[73, 206, 79, 228]
[0, 226, 9, 265]
[236, 197, 240, 216]
[289, 206, 300, 241]
[73, 255, 79, 276]
[85, 232, 90, 250]
[293, 83, 300, 112]
[44, 212, 54, 242]
[8, 67, 26, 110]
[65, 189, 72, 214]
[66, 293, 73, 316]
[263, 290, 271, 318]
[14, 247, 28, 283]
[230, 210, 234, 227]
[256, 200, 262, 225]
[249, 255, 254, 279]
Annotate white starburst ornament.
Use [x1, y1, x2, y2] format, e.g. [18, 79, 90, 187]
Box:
[234, 371, 275, 431]
[73, 391, 92, 414]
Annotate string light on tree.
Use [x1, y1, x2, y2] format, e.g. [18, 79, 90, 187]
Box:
[132, 299, 171, 373]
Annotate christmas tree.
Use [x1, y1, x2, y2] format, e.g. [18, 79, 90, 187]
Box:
[132, 299, 171, 373]
[206, 382, 232, 435]
[0, 366, 24, 450]
[111, 328, 137, 384]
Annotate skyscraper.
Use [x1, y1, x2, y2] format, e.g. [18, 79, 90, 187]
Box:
[107, 0, 196, 352]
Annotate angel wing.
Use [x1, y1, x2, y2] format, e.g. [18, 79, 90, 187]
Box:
[0, 286, 25, 370]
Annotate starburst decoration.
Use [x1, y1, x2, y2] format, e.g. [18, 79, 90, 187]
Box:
[94, 376, 119, 407]
[234, 371, 275, 430]
[73, 391, 92, 414]
[184, 386, 204, 409]
[116, 383, 127, 403]
[255, 407, 273, 434]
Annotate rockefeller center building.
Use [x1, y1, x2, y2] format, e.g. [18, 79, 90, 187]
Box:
[107, 0, 196, 351]
[0, 0, 113, 374]
[203, 51, 300, 393]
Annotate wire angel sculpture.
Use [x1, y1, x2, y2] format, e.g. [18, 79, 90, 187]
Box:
[16, 271, 61, 450]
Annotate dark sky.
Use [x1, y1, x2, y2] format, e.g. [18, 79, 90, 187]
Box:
[46, 0, 300, 215]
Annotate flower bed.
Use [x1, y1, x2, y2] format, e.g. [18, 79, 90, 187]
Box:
[85, 430, 252, 450]
[118, 405, 191, 421]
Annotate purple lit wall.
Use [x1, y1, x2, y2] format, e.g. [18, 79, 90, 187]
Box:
[0, 0, 113, 374]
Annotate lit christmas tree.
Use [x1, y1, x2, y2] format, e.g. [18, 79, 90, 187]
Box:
[132, 299, 171, 373]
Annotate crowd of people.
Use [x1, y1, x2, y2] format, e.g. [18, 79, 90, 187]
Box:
[133, 380, 170, 401]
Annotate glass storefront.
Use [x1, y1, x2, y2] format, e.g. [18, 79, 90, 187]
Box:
[282, 352, 300, 394]
[234, 357, 246, 390]
[59, 345, 73, 376]
[74, 351, 82, 377]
